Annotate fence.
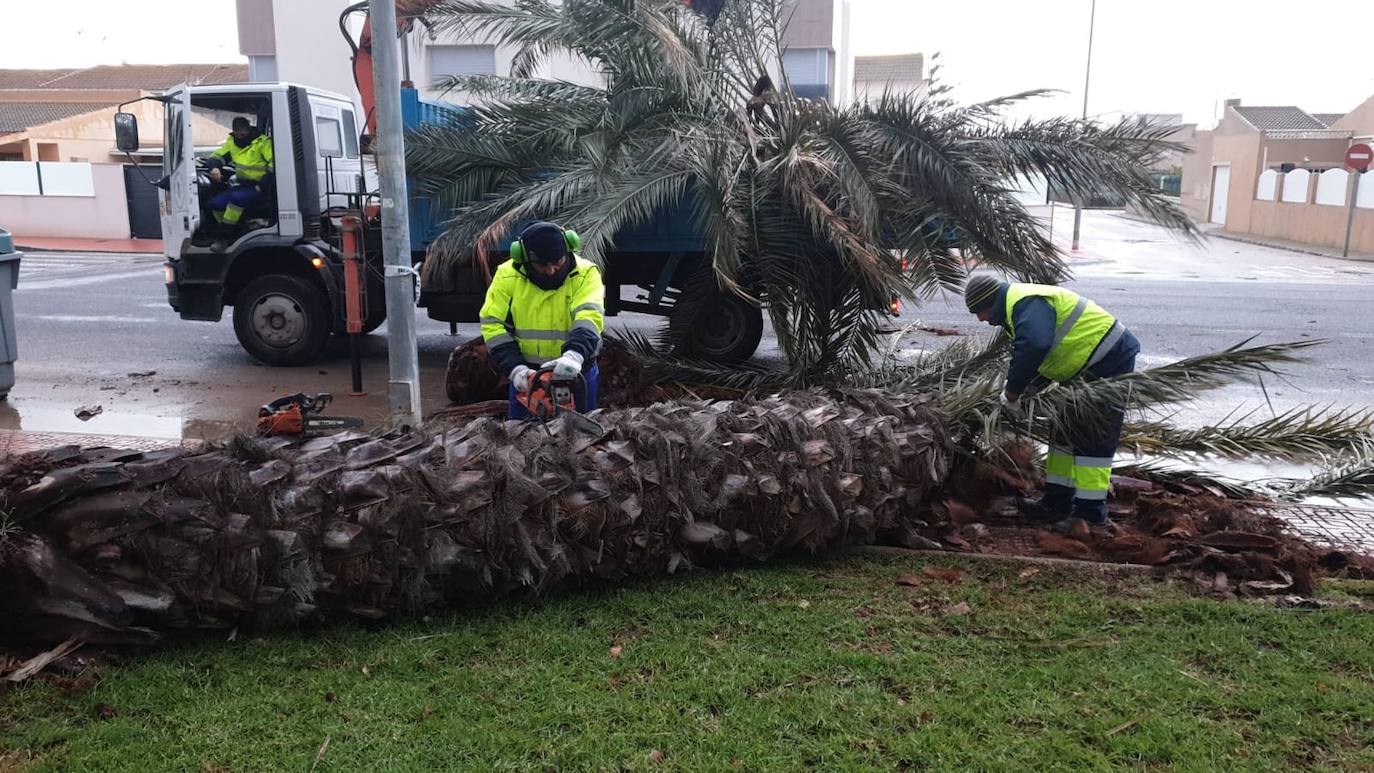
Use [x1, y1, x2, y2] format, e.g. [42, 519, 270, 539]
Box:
[1246, 166, 1374, 253]
[1255, 167, 1371, 210]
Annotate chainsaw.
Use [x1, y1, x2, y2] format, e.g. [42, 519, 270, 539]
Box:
[256, 393, 365, 437]
[515, 366, 586, 421]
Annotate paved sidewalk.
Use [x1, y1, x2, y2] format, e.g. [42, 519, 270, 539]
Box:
[0, 429, 196, 456]
[1203, 227, 1374, 263]
[12, 236, 163, 254]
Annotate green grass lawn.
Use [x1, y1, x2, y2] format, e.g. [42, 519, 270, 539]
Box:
[3, 554, 1373, 772]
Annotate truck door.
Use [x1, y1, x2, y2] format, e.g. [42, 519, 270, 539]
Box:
[160, 84, 199, 257]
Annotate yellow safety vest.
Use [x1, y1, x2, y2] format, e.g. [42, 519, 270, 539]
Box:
[1004, 283, 1118, 383]
[211, 133, 274, 182]
[479, 258, 606, 365]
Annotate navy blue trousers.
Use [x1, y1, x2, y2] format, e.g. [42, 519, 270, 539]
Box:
[1042, 329, 1139, 522]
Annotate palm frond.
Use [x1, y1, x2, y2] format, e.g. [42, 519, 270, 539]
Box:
[611, 330, 785, 390]
[1122, 406, 1374, 462]
[1030, 338, 1324, 433]
[413, 0, 1204, 382]
[1115, 461, 1268, 500]
[1276, 442, 1374, 501]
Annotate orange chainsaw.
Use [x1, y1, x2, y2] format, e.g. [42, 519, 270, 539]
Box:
[256, 393, 365, 437]
[515, 366, 586, 421]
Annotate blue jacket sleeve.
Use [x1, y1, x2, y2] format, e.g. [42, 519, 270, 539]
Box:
[1006, 296, 1056, 395]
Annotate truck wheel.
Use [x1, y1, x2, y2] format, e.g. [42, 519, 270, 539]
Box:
[683, 291, 764, 363]
[360, 303, 386, 334]
[233, 275, 331, 365]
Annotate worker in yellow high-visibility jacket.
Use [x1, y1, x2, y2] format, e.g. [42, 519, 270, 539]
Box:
[479, 221, 605, 419]
[964, 275, 1141, 533]
[205, 116, 274, 252]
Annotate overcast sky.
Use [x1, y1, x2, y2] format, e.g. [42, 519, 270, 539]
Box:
[4, 0, 1370, 127]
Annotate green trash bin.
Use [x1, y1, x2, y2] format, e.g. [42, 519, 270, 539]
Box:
[0, 228, 20, 399]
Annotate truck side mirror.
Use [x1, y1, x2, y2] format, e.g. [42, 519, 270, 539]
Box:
[114, 112, 140, 153]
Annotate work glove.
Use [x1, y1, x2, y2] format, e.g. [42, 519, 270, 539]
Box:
[509, 365, 535, 393]
[550, 351, 584, 380]
[1000, 390, 1024, 417]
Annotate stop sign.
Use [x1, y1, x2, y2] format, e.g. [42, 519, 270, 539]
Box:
[1346, 143, 1373, 172]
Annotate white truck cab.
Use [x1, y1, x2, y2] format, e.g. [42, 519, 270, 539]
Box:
[117, 82, 377, 365]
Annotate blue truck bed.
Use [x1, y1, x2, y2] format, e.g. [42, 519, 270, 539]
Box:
[400, 88, 704, 256]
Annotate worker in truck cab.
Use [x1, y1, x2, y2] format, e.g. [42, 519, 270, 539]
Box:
[205, 116, 274, 252]
[480, 221, 606, 419]
[963, 275, 1141, 534]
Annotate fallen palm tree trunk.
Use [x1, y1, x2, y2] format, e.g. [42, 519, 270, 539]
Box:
[0, 392, 948, 646]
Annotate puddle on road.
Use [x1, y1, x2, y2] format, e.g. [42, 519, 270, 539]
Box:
[0, 401, 188, 440]
[0, 388, 414, 446]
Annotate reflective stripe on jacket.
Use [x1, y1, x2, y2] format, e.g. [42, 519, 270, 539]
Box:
[479, 258, 606, 366]
[1004, 283, 1118, 383]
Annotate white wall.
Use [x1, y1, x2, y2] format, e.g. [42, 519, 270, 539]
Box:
[1358, 173, 1374, 209]
[1281, 169, 1311, 203]
[0, 163, 130, 239]
[854, 77, 927, 105]
[407, 26, 604, 107]
[267, 0, 362, 112]
[1255, 169, 1278, 201]
[1314, 168, 1349, 207]
[833, 0, 852, 106]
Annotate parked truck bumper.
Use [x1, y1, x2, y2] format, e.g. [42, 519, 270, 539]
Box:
[164, 257, 226, 322]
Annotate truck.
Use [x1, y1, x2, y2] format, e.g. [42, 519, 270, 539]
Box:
[113, 80, 766, 367]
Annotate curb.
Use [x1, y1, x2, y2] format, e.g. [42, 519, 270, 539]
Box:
[1207, 231, 1374, 264]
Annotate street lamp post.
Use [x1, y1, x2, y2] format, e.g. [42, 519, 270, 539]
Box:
[1070, 0, 1097, 252]
[369, 0, 423, 425]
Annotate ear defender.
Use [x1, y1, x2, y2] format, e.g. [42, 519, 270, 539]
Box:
[563, 229, 580, 253]
[510, 239, 527, 264]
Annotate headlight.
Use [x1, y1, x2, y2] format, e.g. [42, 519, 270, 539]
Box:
[163, 265, 175, 284]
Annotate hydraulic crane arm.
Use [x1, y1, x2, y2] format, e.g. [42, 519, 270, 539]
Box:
[339, 0, 445, 137]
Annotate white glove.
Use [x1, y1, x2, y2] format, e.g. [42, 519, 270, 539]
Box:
[510, 365, 535, 393]
[1000, 391, 1022, 413]
[549, 351, 584, 380]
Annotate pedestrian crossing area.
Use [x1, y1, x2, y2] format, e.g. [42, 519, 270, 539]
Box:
[16, 252, 164, 291]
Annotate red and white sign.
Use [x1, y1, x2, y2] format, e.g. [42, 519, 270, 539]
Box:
[1346, 143, 1373, 172]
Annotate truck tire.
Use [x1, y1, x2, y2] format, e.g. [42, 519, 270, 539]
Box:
[233, 274, 331, 365]
[683, 291, 764, 363]
[360, 310, 386, 334]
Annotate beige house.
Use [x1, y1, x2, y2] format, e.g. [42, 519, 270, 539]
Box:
[1178, 98, 1374, 253]
[0, 65, 246, 161]
[851, 54, 925, 105]
[0, 64, 246, 240]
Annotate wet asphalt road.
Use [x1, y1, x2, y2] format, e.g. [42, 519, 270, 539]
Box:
[6, 211, 1374, 441]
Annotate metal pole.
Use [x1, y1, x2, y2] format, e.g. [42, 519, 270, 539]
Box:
[370, 0, 422, 425]
[1071, 0, 1096, 252]
[1345, 172, 1361, 258]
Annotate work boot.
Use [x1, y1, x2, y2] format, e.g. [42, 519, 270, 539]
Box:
[210, 225, 237, 253]
[1017, 496, 1071, 524]
[1050, 516, 1119, 539]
